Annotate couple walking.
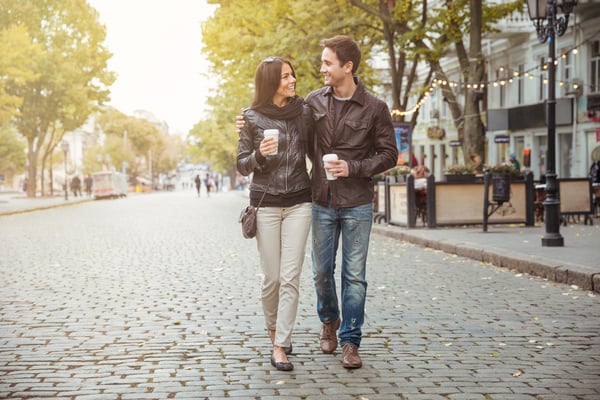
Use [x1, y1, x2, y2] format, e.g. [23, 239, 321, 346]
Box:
[236, 35, 398, 371]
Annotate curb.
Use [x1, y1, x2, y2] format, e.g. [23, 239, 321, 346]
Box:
[0, 198, 94, 217]
[372, 224, 599, 294]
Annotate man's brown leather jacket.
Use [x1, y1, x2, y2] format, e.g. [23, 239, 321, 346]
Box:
[305, 77, 398, 208]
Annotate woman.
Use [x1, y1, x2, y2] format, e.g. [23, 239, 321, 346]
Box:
[237, 57, 313, 371]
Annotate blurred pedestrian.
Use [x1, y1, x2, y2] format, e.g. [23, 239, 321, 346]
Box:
[84, 175, 93, 197]
[204, 173, 213, 197]
[194, 174, 202, 197]
[70, 176, 82, 197]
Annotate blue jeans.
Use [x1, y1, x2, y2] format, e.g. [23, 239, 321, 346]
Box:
[311, 202, 373, 347]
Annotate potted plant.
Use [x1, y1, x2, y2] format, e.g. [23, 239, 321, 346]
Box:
[385, 165, 411, 183]
[444, 164, 476, 183]
[483, 163, 523, 178]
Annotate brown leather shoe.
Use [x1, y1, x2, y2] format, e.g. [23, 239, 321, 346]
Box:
[342, 344, 362, 369]
[319, 318, 341, 353]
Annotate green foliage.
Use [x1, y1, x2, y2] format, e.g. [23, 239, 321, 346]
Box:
[195, 0, 523, 178]
[0, 0, 115, 195]
[0, 125, 26, 172]
[196, 0, 374, 177]
[0, 25, 43, 124]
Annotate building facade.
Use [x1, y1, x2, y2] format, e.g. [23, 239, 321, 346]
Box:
[402, 0, 600, 181]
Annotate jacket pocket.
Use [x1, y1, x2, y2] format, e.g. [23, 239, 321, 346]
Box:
[344, 119, 368, 133]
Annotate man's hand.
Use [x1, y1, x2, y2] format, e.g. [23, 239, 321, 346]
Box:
[326, 159, 349, 178]
[235, 115, 245, 133]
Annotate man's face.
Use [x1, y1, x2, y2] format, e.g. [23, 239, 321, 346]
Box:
[320, 47, 349, 87]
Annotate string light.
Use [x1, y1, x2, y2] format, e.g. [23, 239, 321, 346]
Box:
[388, 32, 599, 116]
[425, 32, 599, 93]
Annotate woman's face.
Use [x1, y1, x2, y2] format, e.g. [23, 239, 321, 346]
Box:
[272, 62, 296, 107]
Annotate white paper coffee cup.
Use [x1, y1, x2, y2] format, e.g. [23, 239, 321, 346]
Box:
[263, 129, 279, 155]
[323, 153, 338, 180]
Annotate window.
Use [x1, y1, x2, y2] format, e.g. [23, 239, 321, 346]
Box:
[591, 40, 600, 93]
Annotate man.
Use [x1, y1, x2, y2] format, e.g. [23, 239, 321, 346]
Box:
[235, 35, 397, 369]
[305, 35, 397, 369]
[509, 153, 520, 170]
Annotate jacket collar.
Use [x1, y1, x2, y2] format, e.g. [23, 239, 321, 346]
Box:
[323, 76, 366, 106]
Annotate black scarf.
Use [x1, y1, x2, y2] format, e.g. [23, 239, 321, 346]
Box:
[255, 96, 304, 121]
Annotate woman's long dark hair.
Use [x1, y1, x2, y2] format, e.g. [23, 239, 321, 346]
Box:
[251, 57, 296, 109]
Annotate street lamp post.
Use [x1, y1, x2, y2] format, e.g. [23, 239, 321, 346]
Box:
[61, 140, 70, 201]
[526, 0, 577, 247]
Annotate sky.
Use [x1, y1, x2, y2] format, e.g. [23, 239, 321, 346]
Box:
[87, 0, 217, 135]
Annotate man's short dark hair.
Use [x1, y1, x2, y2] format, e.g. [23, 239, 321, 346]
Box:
[320, 35, 361, 74]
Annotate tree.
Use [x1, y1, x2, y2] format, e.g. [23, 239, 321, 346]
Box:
[0, 0, 115, 197]
[196, 0, 375, 186]
[346, 0, 522, 165]
[197, 0, 522, 175]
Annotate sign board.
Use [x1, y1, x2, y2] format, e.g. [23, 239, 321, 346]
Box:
[389, 184, 408, 225]
[393, 123, 411, 165]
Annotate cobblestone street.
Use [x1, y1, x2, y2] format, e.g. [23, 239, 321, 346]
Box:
[1, 190, 599, 399]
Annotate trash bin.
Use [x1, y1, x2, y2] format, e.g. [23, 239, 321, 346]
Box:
[492, 174, 511, 203]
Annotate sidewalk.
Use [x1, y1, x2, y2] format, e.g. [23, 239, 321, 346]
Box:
[2, 190, 598, 293]
[0, 191, 93, 215]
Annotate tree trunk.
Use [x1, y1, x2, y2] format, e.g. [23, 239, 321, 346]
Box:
[26, 138, 38, 198]
[462, 0, 485, 165]
[40, 153, 47, 197]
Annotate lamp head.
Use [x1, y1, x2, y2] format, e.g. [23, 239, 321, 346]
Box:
[527, 0, 547, 20]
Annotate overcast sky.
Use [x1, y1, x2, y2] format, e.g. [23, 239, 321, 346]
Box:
[87, 0, 217, 135]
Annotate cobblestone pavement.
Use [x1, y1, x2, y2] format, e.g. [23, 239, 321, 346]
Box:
[1, 190, 599, 400]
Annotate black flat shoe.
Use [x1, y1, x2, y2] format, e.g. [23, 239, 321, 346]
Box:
[285, 344, 293, 355]
[270, 354, 294, 371]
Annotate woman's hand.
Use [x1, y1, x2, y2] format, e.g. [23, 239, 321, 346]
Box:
[260, 137, 278, 157]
